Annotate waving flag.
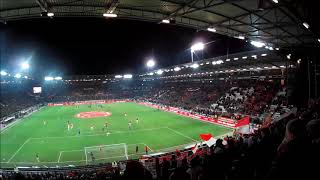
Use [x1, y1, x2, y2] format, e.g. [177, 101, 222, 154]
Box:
[200, 133, 216, 147]
[191, 143, 199, 154]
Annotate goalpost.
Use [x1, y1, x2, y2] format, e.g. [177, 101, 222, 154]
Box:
[84, 143, 128, 165]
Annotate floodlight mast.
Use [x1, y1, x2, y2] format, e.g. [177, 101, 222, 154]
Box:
[190, 42, 204, 63]
[146, 59, 156, 74]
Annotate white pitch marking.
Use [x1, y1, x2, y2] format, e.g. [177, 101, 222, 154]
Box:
[166, 127, 197, 142]
[29, 127, 168, 140]
[7, 138, 31, 163]
[57, 151, 62, 163]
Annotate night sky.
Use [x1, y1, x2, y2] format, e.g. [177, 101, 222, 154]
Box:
[0, 18, 253, 76]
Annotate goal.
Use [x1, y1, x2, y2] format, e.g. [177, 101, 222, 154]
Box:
[84, 143, 128, 165]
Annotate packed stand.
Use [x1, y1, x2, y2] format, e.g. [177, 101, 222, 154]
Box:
[2, 101, 319, 180]
[0, 84, 40, 118]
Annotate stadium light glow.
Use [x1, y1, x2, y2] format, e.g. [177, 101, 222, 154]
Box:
[275, 47, 280, 50]
[272, 0, 279, 3]
[303, 22, 310, 29]
[318, 39, 320, 43]
[236, 35, 245, 40]
[47, 12, 54, 17]
[162, 19, 170, 24]
[15, 73, 22, 78]
[21, 62, 30, 70]
[55, 76, 62, 80]
[191, 63, 199, 69]
[174, 67, 181, 72]
[191, 42, 204, 52]
[250, 40, 265, 48]
[148, 72, 154, 75]
[115, 75, 123, 78]
[24, 75, 28, 79]
[103, 13, 117, 17]
[261, 53, 267, 56]
[207, 27, 216, 32]
[146, 59, 155, 68]
[123, 74, 133, 79]
[0, 70, 7, 76]
[45, 76, 54, 81]
[156, 69, 163, 75]
[287, 54, 291, 59]
[297, 59, 301, 64]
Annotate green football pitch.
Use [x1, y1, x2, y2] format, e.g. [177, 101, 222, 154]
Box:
[0, 102, 232, 167]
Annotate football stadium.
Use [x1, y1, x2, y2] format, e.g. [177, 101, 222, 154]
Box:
[1, 0, 320, 180]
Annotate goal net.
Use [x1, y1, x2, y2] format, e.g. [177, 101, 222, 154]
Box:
[84, 143, 128, 165]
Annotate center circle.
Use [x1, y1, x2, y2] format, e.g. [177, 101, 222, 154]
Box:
[75, 111, 112, 118]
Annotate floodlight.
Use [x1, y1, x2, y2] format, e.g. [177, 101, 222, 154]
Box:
[272, 0, 279, 3]
[55, 76, 62, 80]
[191, 42, 204, 52]
[275, 47, 280, 50]
[21, 62, 30, 70]
[47, 12, 54, 17]
[297, 59, 301, 64]
[318, 39, 320, 43]
[261, 54, 267, 56]
[217, 60, 224, 64]
[207, 27, 216, 32]
[115, 75, 123, 78]
[123, 74, 133, 79]
[191, 63, 199, 69]
[103, 13, 117, 18]
[236, 35, 245, 40]
[148, 72, 154, 75]
[303, 22, 309, 29]
[146, 59, 155, 68]
[24, 75, 28, 79]
[15, 73, 22, 78]
[174, 67, 181, 72]
[156, 70, 163, 75]
[162, 19, 170, 24]
[250, 40, 265, 48]
[0, 70, 7, 76]
[45, 76, 54, 81]
[287, 54, 291, 59]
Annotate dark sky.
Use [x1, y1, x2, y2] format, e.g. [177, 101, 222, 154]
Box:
[0, 18, 253, 76]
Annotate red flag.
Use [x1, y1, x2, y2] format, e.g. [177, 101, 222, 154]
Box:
[200, 133, 213, 141]
[200, 133, 216, 147]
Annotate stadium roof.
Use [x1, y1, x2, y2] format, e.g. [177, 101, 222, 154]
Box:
[0, 0, 318, 48]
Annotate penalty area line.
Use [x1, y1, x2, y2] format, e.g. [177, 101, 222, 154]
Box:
[58, 152, 62, 163]
[30, 127, 168, 140]
[7, 138, 31, 163]
[166, 127, 197, 142]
